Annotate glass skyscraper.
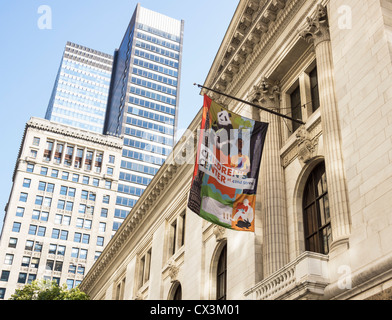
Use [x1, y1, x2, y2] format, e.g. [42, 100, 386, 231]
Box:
[104, 4, 184, 224]
[45, 42, 113, 134]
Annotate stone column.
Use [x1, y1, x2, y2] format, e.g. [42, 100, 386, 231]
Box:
[299, 5, 351, 252]
[250, 78, 289, 276]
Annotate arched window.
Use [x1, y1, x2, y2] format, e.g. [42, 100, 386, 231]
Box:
[169, 282, 182, 300]
[216, 245, 227, 300]
[303, 162, 331, 254]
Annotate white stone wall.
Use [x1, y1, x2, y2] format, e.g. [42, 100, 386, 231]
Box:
[329, 0, 392, 283]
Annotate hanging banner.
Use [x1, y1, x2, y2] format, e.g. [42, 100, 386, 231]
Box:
[187, 95, 269, 232]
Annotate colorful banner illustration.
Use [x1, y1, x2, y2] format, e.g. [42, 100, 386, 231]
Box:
[188, 95, 269, 232]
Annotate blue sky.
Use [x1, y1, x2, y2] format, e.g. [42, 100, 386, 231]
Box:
[0, 0, 239, 231]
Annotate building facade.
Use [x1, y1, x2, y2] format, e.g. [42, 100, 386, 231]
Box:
[0, 118, 122, 299]
[80, 0, 392, 300]
[45, 42, 113, 134]
[104, 4, 184, 226]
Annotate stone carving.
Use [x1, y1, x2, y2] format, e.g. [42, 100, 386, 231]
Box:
[296, 126, 317, 164]
[298, 4, 330, 47]
[213, 225, 226, 242]
[168, 260, 180, 283]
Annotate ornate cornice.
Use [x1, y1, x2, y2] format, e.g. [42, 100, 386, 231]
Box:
[204, 0, 309, 105]
[27, 117, 123, 149]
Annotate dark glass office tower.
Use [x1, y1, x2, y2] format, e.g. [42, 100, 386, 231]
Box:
[104, 4, 184, 226]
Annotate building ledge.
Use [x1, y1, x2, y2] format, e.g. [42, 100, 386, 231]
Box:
[244, 251, 329, 300]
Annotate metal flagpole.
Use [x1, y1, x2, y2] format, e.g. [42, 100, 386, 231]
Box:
[194, 83, 306, 125]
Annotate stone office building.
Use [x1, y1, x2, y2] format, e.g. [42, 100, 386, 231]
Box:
[0, 118, 122, 299]
[80, 0, 392, 300]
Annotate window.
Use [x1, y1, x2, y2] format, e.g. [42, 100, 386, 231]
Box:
[290, 85, 302, 133]
[78, 265, 85, 275]
[51, 169, 59, 178]
[64, 146, 74, 166]
[33, 137, 40, 146]
[109, 155, 115, 164]
[28, 226, 37, 236]
[35, 195, 43, 205]
[60, 230, 68, 240]
[54, 143, 64, 164]
[19, 192, 28, 202]
[93, 178, 99, 187]
[107, 167, 114, 176]
[80, 249, 88, 260]
[16, 207, 25, 217]
[97, 236, 104, 246]
[138, 248, 152, 288]
[82, 176, 89, 185]
[23, 178, 31, 188]
[79, 204, 86, 214]
[103, 195, 110, 204]
[47, 183, 55, 193]
[75, 148, 84, 169]
[57, 200, 65, 210]
[99, 222, 106, 233]
[0, 288, 6, 299]
[216, 245, 227, 300]
[25, 240, 34, 251]
[49, 244, 57, 254]
[46, 260, 54, 271]
[31, 258, 40, 268]
[54, 261, 63, 272]
[43, 141, 53, 161]
[105, 180, 112, 189]
[4, 254, 14, 265]
[1, 271, 10, 282]
[51, 229, 60, 239]
[101, 208, 108, 218]
[170, 220, 177, 256]
[88, 192, 96, 201]
[8, 238, 17, 248]
[172, 283, 182, 300]
[309, 66, 320, 112]
[72, 174, 79, 182]
[65, 201, 73, 212]
[68, 188, 76, 197]
[38, 181, 46, 191]
[95, 153, 103, 173]
[85, 151, 93, 170]
[40, 167, 48, 176]
[34, 242, 43, 252]
[60, 186, 68, 196]
[81, 190, 88, 200]
[168, 212, 185, 257]
[30, 149, 37, 158]
[69, 264, 77, 274]
[82, 234, 90, 244]
[27, 274, 36, 284]
[74, 232, 82, 243]
[62, 172, 69, 180]
[67, 279, 74, 290]
[17, 273, 27, 284]
[12, 222, 21, 233]
[21, 256, 30, 267]
[27, 163, 35, 173]
[303, 162, 331, 254]
[43, 197, 52, 207]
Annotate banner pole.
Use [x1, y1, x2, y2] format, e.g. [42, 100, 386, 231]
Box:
[194, 83, 306, 125]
